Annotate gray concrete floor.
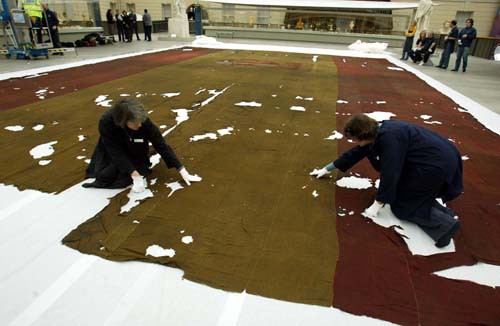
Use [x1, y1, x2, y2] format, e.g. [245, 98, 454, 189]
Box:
[0, 34, 189, 73]
[1, 34, 499, 113]
[395, 49, 500, 114]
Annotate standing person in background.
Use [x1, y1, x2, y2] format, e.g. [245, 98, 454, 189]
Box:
[128, 10, 141, 40]
[115, 9, 125, 42]
[452, 18, 477, 72]
[400, 20, 417, 60]
[143, 9, 152, 42]
[436, 20, 459, 69]
[41, 3, 61, 53]
[21, 0, 43, 43]
[122, 10, 132, 42]
[106, 9, 115, 37]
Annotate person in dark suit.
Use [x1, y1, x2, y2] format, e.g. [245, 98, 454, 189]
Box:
[41, 3, 61, 51]
[115, 9, 125, 42]
[121, 10, 132, 42]
[128, 10, 140, 40]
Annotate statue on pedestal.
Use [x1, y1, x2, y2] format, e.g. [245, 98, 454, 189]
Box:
[167, 0, 190, 39]
[173, 0, 186, 18]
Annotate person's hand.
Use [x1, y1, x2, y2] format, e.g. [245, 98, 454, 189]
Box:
[428, 49, 433, 52]
[462, 34, 467, 38]
[132, 175, 146, 193]
[179, 167, 202, 186]
[444, 36, 448, 40]
[309, 167, 330, 179]
[363, 200, 384, 219]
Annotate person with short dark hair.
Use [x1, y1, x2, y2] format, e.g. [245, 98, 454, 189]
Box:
[121, 10, 132, 42]
[41, 3, 61, 51]
[143, 9, 152, 41]
[128, 10, 140, 40]
[115, 9, 125, 42]
[452, 18, 477, 72]
[83, 100, 201, 192]
[436, 20, 459, 69]
[310, 114, 463, 248]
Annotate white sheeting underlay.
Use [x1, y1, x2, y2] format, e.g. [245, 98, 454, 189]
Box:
[203, 0, 419, 9]
[366, 205, 456, 256]
[0, 185, 393, 326]
[0, 45, 185, 81]
[434, 263, 500, 288]
[2, 39, 500, 326]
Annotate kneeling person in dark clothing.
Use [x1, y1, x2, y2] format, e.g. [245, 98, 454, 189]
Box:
[310, 114, 462, 248]
[84, 100, 201, 192]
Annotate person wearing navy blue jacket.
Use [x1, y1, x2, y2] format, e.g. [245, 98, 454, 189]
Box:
[42, 3, 61, 49]
[310, 114, 463, 248]
[452, 18, 477, 72]
[83, 100, 201, 192]
[437, 20, 459, 69]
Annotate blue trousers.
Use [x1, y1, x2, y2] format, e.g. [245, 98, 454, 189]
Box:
[438, 43, 453, 68]
[454, 46, 470, 71]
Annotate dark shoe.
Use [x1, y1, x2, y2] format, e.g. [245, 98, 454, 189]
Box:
[435, 65, 442, 68]
[451, 69, 458, 72]
[436, 220, 461, 248]
[82, 181, 100, 188]
[462, 68, 466, 72]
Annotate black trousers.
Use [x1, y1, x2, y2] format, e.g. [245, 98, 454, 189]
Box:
[144, 25, 152, 41]
[117, 24, 126, 41]
[49, 28, 61, 48]
[132, 23, 140, 40]
[84, 140, 151, 189]
[409, 49, 434, 63]
[390, 167, 458, 243]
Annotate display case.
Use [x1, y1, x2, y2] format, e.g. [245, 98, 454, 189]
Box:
[201, 1, 416, 47]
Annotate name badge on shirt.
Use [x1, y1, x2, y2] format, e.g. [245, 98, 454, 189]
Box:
[133, 138, 144, 143]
